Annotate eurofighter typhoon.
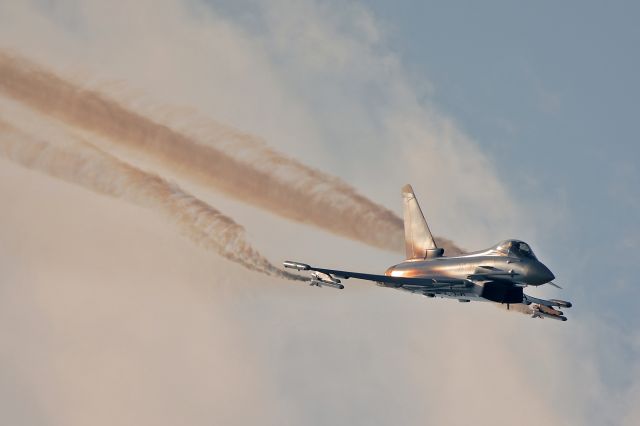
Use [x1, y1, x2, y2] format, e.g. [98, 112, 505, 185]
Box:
[285, 185, 572, 321]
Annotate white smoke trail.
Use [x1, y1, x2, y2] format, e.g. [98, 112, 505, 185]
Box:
[0, 50, 463, 255]
[0, 119, 304, 281]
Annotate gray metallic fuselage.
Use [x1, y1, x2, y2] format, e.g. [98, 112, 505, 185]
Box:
[384, 244, 555, 303]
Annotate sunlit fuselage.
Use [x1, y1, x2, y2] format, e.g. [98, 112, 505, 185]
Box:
[386, 251, 555, 286]
[382, 240, 555, 305]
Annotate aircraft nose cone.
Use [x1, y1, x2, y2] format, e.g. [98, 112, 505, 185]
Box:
[532, 263, 555, 285]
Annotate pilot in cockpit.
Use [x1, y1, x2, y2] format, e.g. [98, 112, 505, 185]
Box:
[496, 240, 537, 260]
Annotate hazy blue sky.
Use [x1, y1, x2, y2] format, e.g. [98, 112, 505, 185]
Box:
[368, 0, 640, 390]
[364, 0, 640, 316]
[207, 0, 640, 415]
[210, 0, 640, 284]
[365, 0, 640, 397]
[210, 0, 640, 365]
[1, 1, 638, 425]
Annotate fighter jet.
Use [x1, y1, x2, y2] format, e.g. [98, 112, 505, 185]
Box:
[284, 185, 572, 321]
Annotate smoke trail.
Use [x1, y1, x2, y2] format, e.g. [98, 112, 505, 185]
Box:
[0, 120, 304, 281]
[0, 51, 463, 256]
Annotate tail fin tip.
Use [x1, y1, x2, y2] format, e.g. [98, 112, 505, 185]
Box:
[401, 184, 414, 196]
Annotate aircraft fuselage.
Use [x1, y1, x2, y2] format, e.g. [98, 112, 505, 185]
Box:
[384, 249, 555, 303]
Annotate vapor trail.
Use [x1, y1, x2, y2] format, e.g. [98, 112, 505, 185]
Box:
[0, 120, 304, 281]
[0, 51, 463, 255]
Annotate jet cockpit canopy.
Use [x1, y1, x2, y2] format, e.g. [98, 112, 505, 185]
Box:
[495, 240, 537, 260]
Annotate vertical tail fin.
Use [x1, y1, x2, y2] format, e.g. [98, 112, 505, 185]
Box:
[401, 185, 443, 259]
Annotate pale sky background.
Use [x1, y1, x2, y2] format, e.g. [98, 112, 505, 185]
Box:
[361, 0, 640, 388]
[0, 1, 638, 425]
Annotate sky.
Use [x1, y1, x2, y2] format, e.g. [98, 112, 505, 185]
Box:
[361, 0, 640, 388]
[0, 1, 638, 425]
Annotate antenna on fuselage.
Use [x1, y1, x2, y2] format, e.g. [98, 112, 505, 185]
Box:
[401, 184, 444, 260]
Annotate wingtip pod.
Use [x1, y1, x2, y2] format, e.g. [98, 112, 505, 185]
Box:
[283, 261, 310, 271]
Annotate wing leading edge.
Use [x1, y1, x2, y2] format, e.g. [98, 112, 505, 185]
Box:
[283, 261, 468, 288]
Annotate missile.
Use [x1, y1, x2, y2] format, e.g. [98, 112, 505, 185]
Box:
[538, 305, 563, 316]
[550, 299, 572, 308]
[283, 261, 310, 271]
[531, 305, 567, 321]
[309, 279, 345, 289]
[309, 271, 344, 289]
[533, 311, 567, 321]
